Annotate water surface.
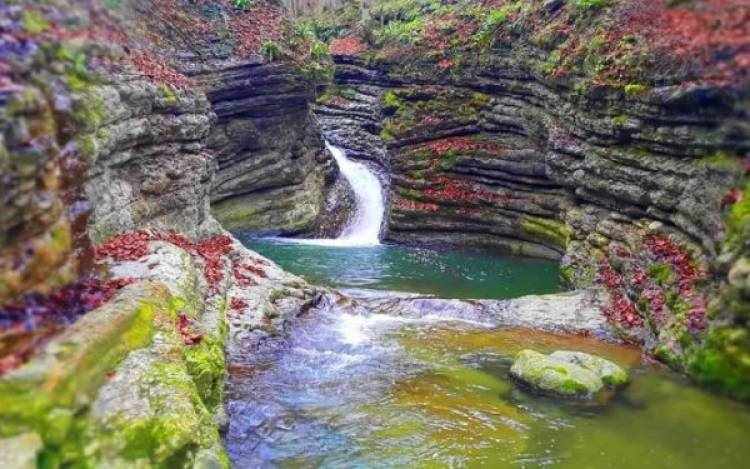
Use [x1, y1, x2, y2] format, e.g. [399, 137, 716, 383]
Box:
[226, 305, 750, 468]
[237, 237, 561, 299]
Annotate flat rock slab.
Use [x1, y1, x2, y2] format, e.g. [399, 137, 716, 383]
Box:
[341, 288, 617, 341]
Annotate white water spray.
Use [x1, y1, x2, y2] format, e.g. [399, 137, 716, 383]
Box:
[274, 141, 384, 247]
[325, 141, 384, 246]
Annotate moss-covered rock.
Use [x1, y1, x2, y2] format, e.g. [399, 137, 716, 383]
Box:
[510, 349, 603, 398]
[0, 255, 232, 468]
[510, 349, 628, 399]
[549, 350, 629, 387]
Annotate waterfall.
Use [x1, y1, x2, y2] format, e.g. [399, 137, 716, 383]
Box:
[272, 141, 384, 247]
[325, 141, 384, 246]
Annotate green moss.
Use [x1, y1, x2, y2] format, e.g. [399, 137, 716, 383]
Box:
[624, 83, 648, 95]
[317, 86, 357, 105]
[0, 288, 159, 461]
[539, 49, 562, 75]
[49, 223, 72, 254]
[648, 262, 673, 285]
[724, 180, 750, 255]
[698, 151, 744, 173]
[382, 90, 404, 113]
[397, 187, 423, 200]
[95, 358, 225, 466]
[560, 265, 576, 286]
[380, 126, 395, 141]
[158, 84, 178, 105]
[439, 150, 459, 170]
[6, 88, 42, 115]
[76, 134, 98, 160]
[71, 93, 106, 132]
[655, 344, 682, 369]
[573, 0, 612, 10]
[183, 334, 226, 411]
[689, 326, 750, 401]
[611, 114, 629, 127]
[520, 216, 572, 249]
[21, 10, 49, 35]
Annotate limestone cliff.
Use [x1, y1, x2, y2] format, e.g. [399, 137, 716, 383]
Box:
[310, 0, 750, 399]
[0, 0, 342, 465]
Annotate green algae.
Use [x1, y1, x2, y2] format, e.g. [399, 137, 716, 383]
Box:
[520, 215, 572, 249]
[21, 10, 49, 35]
[0, 274, 231, 467]
[689, 326, 750, 401]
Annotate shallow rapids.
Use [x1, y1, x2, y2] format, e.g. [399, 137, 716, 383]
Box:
[225, 300, 750, 468]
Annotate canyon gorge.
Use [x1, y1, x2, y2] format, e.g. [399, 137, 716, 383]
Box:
[1, 0, 749, 467]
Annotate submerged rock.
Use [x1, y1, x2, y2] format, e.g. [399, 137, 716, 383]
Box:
[510, 349, 628, 399]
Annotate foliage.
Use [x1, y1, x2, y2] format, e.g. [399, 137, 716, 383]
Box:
[473, 4, 519, 48]
[260, 40, 281, 62]
[0, 277, 134, 375]
[689, 326, 750, 401]
[573, 0, 612, 10]
[20, 9, 49, 35]
[94, 231, 234, 293]
[233, 0, 251, 9]
[309, 0, 749, 86]
[597, 234, 709, 356]
[374, 17, 425, 45]
[310, 40, 329, 61]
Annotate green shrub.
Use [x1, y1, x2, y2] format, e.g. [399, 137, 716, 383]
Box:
[473, 3, 520, 48]
[573, 0, 611, 10]
[233, 0, 251, 9]
[381, 90, 404, 112]
[260, 41, 280, 62]
[310, 40, 329, 61]
[375, 17, 424, 45]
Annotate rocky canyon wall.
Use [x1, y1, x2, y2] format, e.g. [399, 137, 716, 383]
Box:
[0, 1, 342, 465]
[1, 0, 342, 303]
[313, 0, 749, 399]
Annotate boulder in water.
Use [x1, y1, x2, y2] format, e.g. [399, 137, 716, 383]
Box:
[510, 349, 628, 399]
[549, 350, 629, 387]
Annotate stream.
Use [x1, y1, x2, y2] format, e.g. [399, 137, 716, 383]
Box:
[228, 143, 750, 468]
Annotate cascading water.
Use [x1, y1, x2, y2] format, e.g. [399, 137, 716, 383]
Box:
[325, 141, 385, 246]
[273, 141, 385, 247]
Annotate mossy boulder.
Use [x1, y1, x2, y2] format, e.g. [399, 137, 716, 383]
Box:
[549, 351, 629, 387]
[510, 349, 628, 399]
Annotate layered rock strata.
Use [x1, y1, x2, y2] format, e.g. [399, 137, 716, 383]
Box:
[315, 51, 749, 398]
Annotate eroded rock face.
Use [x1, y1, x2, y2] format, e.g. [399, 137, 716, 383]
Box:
[314, 51, 749, 398]
[0, 0, 348, 465]
[195, 60, 342, 235]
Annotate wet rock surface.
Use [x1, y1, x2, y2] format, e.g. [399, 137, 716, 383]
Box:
[342, 288, 617, 341]
[315, 51, 749, 395]
[510, 349, 628, 399]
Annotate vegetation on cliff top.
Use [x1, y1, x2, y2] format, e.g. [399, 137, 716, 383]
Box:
[302, 0, 749, 87]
